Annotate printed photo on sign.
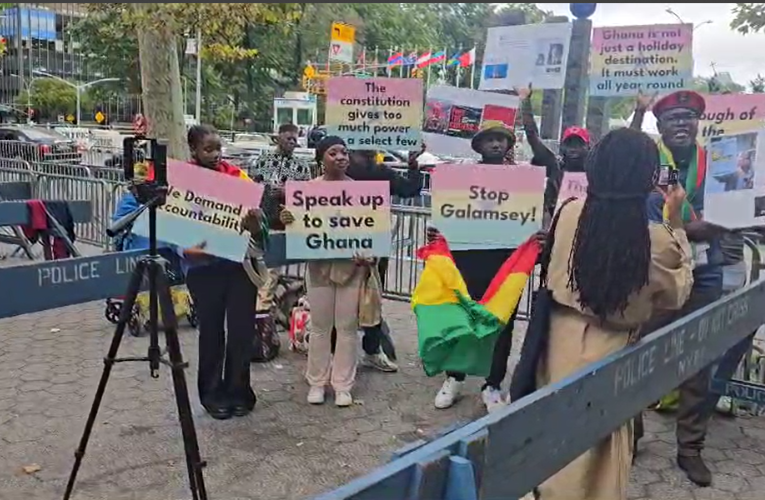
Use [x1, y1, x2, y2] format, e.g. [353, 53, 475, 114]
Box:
[708, 133, 756, 194]
[132, 160, 264, 262]
[431, 163, 544, 250]
[704, 130, 765, 229]
[479, 22, 572, 91]
[326, 77, 423, 151]
[589, 23, 693, 97]
[284, 181, 391, 260]
[423, 86, 519, 158]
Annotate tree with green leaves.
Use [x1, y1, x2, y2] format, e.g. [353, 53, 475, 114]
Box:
[731, 3, 765, 33]
[750, 74, 765, 93]
[15, 79, 93, 121]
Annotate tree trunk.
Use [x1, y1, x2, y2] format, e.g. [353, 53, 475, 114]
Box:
[134, 3, 188, 160]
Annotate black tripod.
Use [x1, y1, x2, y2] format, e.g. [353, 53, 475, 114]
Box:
[63, 138, 208, 500]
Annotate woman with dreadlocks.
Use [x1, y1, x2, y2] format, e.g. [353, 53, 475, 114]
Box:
[533, 128, 693, 500]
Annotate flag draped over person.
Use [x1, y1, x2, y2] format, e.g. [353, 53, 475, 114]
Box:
[412, 236, 540, 377]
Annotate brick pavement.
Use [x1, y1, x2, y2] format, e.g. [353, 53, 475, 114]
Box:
[1, 250, 765, 499]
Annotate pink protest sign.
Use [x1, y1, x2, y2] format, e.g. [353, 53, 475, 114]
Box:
[326, 77, 423, 150]
[556, 172, 588, 209]
[132, 160, 264, 262]
[590, 23, 693, 97]
[285, 180, 392, 259]
[699, 93, 765, 140]
[431, 163, 545, 250]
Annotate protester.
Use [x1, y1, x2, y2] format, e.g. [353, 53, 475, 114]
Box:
[631, 90, 729, 486]
[427, 122, 540, 412]
[515, 85, 590, 217]
[535, 127, 693, 500]
[280, 136, 369, 407]
[347, 147, 425, 373]
[183, 124, 267, 420]
[251, 123, 312, 326]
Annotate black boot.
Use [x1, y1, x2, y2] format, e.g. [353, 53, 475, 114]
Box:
[677, 454, 712, 487]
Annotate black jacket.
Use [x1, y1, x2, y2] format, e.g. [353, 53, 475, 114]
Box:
[346, 161, 423, 199]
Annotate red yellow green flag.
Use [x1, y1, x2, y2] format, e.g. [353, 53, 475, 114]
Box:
[411, 237, 540, 377]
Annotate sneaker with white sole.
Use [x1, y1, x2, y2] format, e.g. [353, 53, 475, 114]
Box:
[335, 391, 353, 407]
[307, 386, 325, 405]
[481, 386, 507, 413]
[364, 352, 398, 372]
[434, 377, 463, 409]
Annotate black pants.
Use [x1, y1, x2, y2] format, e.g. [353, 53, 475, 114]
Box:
[446, 248, 517, 389]
[186, 261, 257, 409]
[362, 257, 389, 355]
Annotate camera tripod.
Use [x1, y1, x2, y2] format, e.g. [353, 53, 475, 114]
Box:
[63, 139, 208, 500]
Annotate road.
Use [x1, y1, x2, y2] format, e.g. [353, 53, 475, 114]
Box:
[0, 243, 764, 499]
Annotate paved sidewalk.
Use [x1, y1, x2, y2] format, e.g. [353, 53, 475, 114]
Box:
[1, 241, 765, 499]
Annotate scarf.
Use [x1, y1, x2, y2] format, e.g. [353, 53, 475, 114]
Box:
[657, 140, 706, 222]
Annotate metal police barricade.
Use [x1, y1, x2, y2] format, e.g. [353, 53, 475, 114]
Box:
[311, 280, 765, 500]
[36, 173, 114, 248]
[0, 158, 37, 188]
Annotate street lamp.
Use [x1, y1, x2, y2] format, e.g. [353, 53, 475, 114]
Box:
[665, 8, 713, 31]
[32, 70, 120, 125]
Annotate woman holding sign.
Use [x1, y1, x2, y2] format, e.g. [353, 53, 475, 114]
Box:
[280, 136, 369, 407]
[183, 125, 267, 421]
[534, 128, 693, 500]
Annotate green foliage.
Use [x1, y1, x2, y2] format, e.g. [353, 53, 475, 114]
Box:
[71, 2, 554, 128]
[750, 74, 765, 93]
[731, 3, 765, 34]
[16, 79, 93, 120]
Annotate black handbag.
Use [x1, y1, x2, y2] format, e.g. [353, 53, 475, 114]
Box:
[509, 197, 576, 402]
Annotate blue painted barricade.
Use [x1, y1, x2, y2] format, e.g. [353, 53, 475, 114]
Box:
[313, 280, 765, 500]
[0, 234, 295, 320]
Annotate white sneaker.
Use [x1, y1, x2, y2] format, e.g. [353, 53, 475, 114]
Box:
[481, 386, 507, 413]
[364, 352, 399, 372]
[335, 391, 353, 407]
[307, 386, 325, 405]
[434, 377, 463, 409]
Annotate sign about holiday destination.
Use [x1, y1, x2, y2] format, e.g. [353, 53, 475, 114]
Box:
[326, 77, 423, 151]
[132, 160, 264, 262]
[285, 180, 392, 260]
[589, 23, 693, 97]
[431, 163, 545, 250]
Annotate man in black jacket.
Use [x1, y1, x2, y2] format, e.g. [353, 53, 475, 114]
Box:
[516, 86, 590, 218]
[346, 147, 425, 373]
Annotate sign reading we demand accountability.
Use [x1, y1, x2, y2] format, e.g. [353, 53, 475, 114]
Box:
[132, 160, 264, 262]
[326, 77, 423, 151]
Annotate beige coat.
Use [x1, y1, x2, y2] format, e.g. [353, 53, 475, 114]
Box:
[536, 199, 693, 500]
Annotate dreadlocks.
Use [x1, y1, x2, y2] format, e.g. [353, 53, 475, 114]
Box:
[567, 127, 659, 321]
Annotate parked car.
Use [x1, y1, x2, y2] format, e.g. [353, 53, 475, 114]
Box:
[0, 125, 82, 163]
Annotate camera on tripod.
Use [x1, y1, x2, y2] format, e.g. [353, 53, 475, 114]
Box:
[123, 135, 169, 206]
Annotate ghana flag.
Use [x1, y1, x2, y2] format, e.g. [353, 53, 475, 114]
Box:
[412, 236, 540, 377]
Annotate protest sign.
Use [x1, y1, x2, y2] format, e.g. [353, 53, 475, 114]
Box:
[704, 131, 765, 229]
[699, 93, 765, 141]
[423, 86, 519, 158]
[132, 160, 264, 262]
[480, 22, 572, 91]
[431, 164, 545, 250]
[590, 23, 693, 97]
[285, 181, 391, 260]
[556, 172, 588, 209]
[326, 77, 423, 151]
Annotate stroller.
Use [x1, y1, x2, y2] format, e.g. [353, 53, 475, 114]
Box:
[104, 243, 198, 337]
